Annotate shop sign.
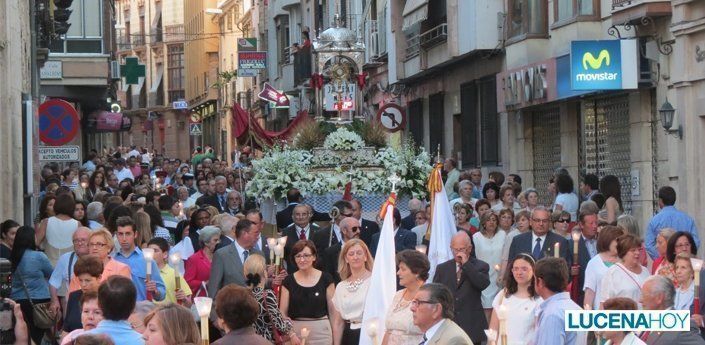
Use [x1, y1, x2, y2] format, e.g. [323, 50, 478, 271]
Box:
[570, 39, 638, 90]
[496, 58, 556, 112]
[238, 51, 267, 69]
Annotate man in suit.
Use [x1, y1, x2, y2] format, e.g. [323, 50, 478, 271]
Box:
[244, 209, 273, 264]
[312, 200, 353, 253]
[508, 206, 570, 261]
[223, 190, 242, 216]
[641, 275, 704, 344]
[566, 211, 598, 305]
[401, 198, 424, 231]
[198, 175, 228, 213]
[323, 217, 361, 283]
[370, 208, 417, 257]
[350, 199, 379, 249]
[208, 219, 263, 297]
[433, 231, 489, 344]
[282, 204, 321, 273]
[276, 188, 330, 230]
[411, 283, 473, 345]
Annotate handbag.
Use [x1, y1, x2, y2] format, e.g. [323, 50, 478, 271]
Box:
[262, 289, 291, 345]
[17, 272, 57, 329]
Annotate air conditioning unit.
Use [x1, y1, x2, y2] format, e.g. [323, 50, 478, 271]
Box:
[369, 32, 379, 58]
[110, 60, 121, 80]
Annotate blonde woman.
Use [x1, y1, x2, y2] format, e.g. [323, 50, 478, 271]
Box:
[68, 229, 131, 293]
[332, 239, 373, 345]
[243, 254, 299, 344]
[142, 303, 200, 345]
[134, 211, 152, 248]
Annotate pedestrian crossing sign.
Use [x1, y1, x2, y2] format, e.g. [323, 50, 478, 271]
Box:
[189, 123, 202, 136]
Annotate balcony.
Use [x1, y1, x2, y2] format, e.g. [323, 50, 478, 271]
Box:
[405, 35, 421, 60]
[117, 35, 132, 51]
[420, 23, 447, 49]
[132, 34, 146, 47]
[293, 44, 312, 86]
[611, 0, 671, 26]
[151, 27, 163, 44]
[163, 24, 184, 43]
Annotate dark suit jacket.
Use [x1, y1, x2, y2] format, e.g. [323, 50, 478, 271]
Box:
[644, 320, 705, 345]
[282, 223, 321, 273]
[311, 225, 342, 254]
[215, 234, 234, 252]
[566, 236, 594, 306]
[433, 258, 490, 343]
[359, 218, 380, 249]
[208, 243, 263, 298]
[370, 228, 416, 257]
[276, 203, 331, 230]
[508, 231, 570, 262]
[198, 194, 226, 213]
[401, 214, 416, 232]
[324, 243, 342, 284]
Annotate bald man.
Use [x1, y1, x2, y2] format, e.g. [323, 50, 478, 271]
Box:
[323, 217, 361, 283]
[49, 227, 92, 312]
[432, 231, 490, 344]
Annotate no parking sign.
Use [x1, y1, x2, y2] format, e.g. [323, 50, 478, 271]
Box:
[38, 99, 80, 146]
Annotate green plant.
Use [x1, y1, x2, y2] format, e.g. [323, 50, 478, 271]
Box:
[361, 121, 388, 148]
[210, 70, 238, 89]
[290, 117, 326, 150]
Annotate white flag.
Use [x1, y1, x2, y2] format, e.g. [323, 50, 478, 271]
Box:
[426, 183, 456, 282]
[359, 205, 397, 345]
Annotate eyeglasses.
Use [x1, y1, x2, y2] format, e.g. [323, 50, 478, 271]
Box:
[451, 246, 470, 253]
[532, 218, 550, 224]
[351, 226, 361, 232]
[410, 299, 438, 307]
[555, 219, 570, 223]
[295, 253, 314, 260]
[341, 213, 354, 218]
[73, 238, 88, 244]
[88, 242, 108, 248]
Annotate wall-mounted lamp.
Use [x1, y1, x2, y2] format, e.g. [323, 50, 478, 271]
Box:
[659, 99, 682, 139]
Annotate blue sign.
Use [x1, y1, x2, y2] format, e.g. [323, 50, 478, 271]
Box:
[557, 55, 592, 100]
[571, 40, 622, 90]
[172, 100, 188, 109]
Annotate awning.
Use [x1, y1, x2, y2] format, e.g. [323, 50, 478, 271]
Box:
[131, 76, 145, 108]
[149, 64, 163, 93]
[402, 0, 429, 30]
[151, 4, 162, 30]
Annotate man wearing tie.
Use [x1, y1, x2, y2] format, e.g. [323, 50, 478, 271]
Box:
[200, 176, 228, 213]
[208, 219, 263, 297]
[283, 204, 320, 273]
[508, 206, 569, 261]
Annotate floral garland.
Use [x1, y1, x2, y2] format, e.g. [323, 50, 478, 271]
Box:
[323, 127, 365, 151]
[246, 131, 433, 200]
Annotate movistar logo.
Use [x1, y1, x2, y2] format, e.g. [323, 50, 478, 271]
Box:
[582, 50, 610, 70]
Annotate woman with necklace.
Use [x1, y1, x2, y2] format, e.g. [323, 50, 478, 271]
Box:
[582, 226, 624, 309]
[331, 239, 374, 345]
[382, 250, 429, 345]
[489, 254, 542, 345]
[473, 212, 506, 321]
[280, 240, 337, 345]
[598, 233, 650, 308]
[673, 253, 695, 311]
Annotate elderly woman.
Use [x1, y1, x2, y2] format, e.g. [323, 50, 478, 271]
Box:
[128, 301, 157, 334]
[598, 233, 650, 308]
[473, 212, 506, 321]
[673, 253, 695, 311]
[523, 188, 539, 212]
[657, 231, 698, 288]
[332, 239, 374, 345]
[184, 225, 221, 299]
[382, 250, 428, 345]
[69, 229, 131, 293]
[617, 214, 648, 266]
[651, 228, 676, 274]
[142, 303, 201, 345]
[60, 291, 104, 345]
[491, 185, 521, 213]
[243, 254, 300, 344]
[551, 210, 572, 239]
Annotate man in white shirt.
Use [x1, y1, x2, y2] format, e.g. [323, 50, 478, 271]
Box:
[49, 227, 91, 312]
[127, 146, 141, 159]
[411, 283, 473, 344]
[443, 158, 460, 198]
[113, 158, 134, 183]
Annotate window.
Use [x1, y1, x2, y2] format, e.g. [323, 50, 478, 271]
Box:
[428, 93, 444, 156]
[408, 99, 424, 147]
[507, 0, 547, 41]
[167, 44, 185, 102]
[49, 0, 103, 53]
[553, 0, 599, 25]
[276, 16, 290, 66]
[227, 12, 233, 31]
[460, 77, 499, 167]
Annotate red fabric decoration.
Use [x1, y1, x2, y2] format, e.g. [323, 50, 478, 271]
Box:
[231, 103, 308, 146]
[342, 181, 352, 201]
[357, 73, 367, 89]
[311, 73, 324, 90]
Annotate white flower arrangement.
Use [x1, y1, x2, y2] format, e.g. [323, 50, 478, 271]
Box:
[323, 127, 365, 151]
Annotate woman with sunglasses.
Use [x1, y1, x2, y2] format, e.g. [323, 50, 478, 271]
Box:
[488, 254, 541, 345]
[551, 211, 572, 239]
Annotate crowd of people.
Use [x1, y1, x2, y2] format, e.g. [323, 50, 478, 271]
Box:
[0, 149, 704, 345]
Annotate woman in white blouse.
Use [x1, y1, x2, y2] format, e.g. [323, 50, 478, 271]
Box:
[382, 250, 428, 345]
[583, 226, 624, 309]
[673, 252, 695, 311]
[332, 239, 373, 345]
[489, 253, 542, 345]
[598, 233, 651, 308]
[473, 212, 506, 321]
[553, 174, 579, 221]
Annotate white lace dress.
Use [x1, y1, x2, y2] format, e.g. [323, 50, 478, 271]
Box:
[384, 289, 423, 345]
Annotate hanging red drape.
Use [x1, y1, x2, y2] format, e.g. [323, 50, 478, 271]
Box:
[231, 103, 308, 146]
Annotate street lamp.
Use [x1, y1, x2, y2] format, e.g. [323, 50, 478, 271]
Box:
[659, 99, 682, 139]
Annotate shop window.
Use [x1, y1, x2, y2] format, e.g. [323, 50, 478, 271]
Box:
[507, 0, 548, 42]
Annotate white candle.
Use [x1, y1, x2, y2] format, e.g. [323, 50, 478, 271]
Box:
[274, 244, 284, 267]
[497, 305, 507, 345]
[415, 244, 427, 254]
[143, 248, 154, 275]
[169, 253, 181, 277]
[554, 242, 560, 258]
[278, 236, 288, 246]
[267, 238, 277, 262]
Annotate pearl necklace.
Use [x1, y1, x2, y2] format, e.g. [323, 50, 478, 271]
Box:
[346, 276, 367, 292]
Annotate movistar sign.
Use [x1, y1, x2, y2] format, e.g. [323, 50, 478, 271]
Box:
[571, 40, 638, 90]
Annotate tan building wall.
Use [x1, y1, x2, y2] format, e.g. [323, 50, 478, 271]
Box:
[0, 0, 31, 221]
[185, 0, 219, 105]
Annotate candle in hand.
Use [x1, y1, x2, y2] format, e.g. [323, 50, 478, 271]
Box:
[554, 242, 560, 258]
[274, 244, 285, 267]
[277, 236, 288, 247]
[692, 259, 703, 287]
[267, 238, 277, 262]
[170, 253, 182, 290]
[415, 244, 427, 254]
[143, 248, 155, 275]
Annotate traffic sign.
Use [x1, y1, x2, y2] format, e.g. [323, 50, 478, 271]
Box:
[189, 113, 202, 124]
[38, 99, 80, 146]
[376, 103, 406, 133]
[173, 100, 188, 109]
[38, 145, 81, 162]
[190, 123, 203, 136]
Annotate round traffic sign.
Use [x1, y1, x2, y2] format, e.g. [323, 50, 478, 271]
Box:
[38, 99, 80, 146]
[376, 103, 406, 133]
[189, 113, 202, 123]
